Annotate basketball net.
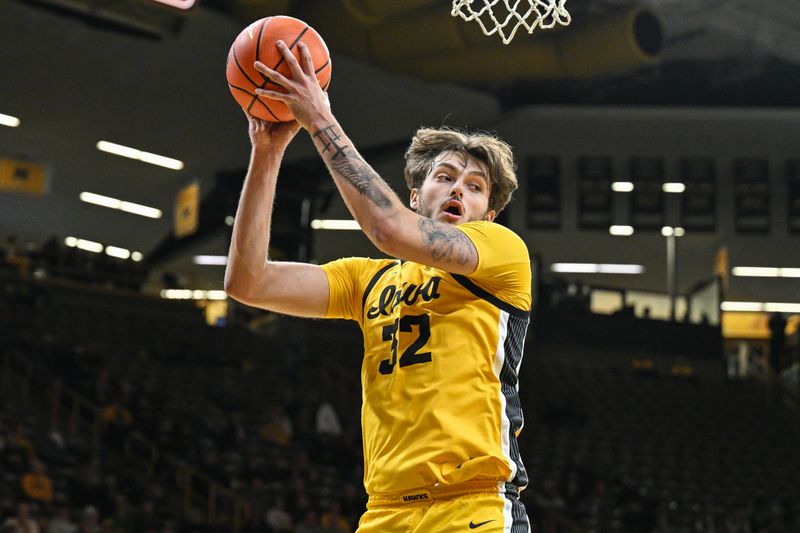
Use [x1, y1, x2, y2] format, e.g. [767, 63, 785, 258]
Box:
[451, 0, 571, 45]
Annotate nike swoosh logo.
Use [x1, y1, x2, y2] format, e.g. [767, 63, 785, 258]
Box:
[469, 520, 495, 529]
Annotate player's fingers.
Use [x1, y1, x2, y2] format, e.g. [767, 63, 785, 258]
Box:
[254, 61, 292, 89]
[255, 88, 290, 102]
[276, 40, 305, 81]
[298, 42, 315, 77]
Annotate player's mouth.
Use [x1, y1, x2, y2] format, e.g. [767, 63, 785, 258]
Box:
[441, 198, 464, 222]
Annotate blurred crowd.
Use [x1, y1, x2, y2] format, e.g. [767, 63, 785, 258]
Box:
[1, 235, 146, 291]
[2, 255, 800, 533]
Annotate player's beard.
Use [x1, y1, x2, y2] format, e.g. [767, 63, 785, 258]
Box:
[416, 195, 435, 219]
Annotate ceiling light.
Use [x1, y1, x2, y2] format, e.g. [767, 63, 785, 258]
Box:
[76, 239, 103, 253]
[721, 301, 764, 312]
[551, 263, 644, 274]
[0, 113, 21, 127]
[96, 140, 184, 170]
[721, 301, 800, 313]
[732, 267, 781, 277]
[311, 219, 361, 230]
[732, 266, 800, 278]
[160, 289, 227, 300]
[131, 252, 143, 262]
[80, 191, 162, 219]
[612, 182, 634, 192]
[64, 237, 78, 247]
[662, 226, 686, 237]
[598, 264, 645, 274]
[609, 225, 634, 236]
[194, 255, 228, 266]
[80, 191, 120, 209]
[119, 201, 161, 219]
[764, 303, 800, 313]
[662, 182, 686, 193]
[105, 246, 131, 259]
[225, 216, 234, 226]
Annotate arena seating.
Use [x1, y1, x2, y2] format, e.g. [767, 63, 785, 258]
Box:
[2, 272, 799, 532]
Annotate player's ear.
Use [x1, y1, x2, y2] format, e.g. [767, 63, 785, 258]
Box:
[483, 209, 496, 222]
[409, 188, 420, 211]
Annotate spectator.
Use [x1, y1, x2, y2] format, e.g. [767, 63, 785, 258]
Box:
[263, 496, 292, 533]
[724, 509, 753, 533]
[319, 502, 349, 533]
[78, 507, 99, 533]
[315, 401, 342, 437]
[2, 502, 40, 533]
[47, 507, 78, 533]
[99, 396, 132, 450]
[259, 406, 292, 447]
[133, 500, 160, 533]
[109, 496, 134, 533]
[295, 511, 326, 533]
[20, 458, 54, 505]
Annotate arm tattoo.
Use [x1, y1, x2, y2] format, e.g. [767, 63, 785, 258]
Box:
[313, 125, 392, 209]
[418, 218, 474, 265]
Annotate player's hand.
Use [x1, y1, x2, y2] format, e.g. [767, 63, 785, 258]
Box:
[253, 40, 332, 132]
[244, 109, 301, 151]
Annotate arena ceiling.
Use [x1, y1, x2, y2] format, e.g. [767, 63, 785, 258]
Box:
[1, 0, 799, 296]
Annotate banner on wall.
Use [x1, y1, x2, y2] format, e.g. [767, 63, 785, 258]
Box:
[174, 181, 199, 238]
[0, 157, 48, 196]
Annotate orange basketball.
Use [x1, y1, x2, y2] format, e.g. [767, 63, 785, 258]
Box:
[226, 16, 331, 122]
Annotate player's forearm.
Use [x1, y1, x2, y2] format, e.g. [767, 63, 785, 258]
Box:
[309, 118, 408, 249]
[224, 146, 282, 293]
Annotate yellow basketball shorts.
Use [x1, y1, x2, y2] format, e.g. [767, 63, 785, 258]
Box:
[356, 488, 530, 533]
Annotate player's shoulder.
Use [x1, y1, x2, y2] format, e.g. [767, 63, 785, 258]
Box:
[457, 220, 528, 250]
[323, 256, 397, 279]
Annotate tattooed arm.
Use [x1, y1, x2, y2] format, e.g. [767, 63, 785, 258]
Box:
[253, 40, 479, 274]
[308, 121, 479, 274]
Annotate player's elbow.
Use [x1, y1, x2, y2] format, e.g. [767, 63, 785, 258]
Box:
[366, 219, 401, 257]
[224, 269, 258, 304]
[223, 276, 248, 304]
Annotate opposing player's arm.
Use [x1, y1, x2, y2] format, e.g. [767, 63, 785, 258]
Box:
[251, 41, 478, 274]
[224, 118, 329, 318]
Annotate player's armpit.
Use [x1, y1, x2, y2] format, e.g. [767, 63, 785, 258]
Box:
[225, 261, 329, 318]
[377, 211, 478, 275]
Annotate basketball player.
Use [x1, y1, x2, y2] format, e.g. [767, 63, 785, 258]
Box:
[225, 40, 532, 532]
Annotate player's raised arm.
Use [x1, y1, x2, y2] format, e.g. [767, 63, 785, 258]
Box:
[223, 113, 329, 318]
[254, 41, 483, 275]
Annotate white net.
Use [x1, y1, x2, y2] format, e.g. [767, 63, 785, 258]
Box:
[451, 0, 571, 45]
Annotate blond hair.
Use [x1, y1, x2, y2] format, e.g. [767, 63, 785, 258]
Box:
[403, 127, 518, 214]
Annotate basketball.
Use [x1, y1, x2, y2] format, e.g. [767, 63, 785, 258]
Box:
[226, 16, 331, 122]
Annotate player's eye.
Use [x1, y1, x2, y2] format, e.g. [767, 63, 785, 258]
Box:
[437, 174, 452, 182]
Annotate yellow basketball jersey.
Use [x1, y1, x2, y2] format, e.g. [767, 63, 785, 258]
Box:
[321, 221, 532, 497]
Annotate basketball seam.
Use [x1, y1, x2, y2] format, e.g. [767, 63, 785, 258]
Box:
[228, 83, 256, 97]
[246, 25, 311, 118]
[255, 18, 268, 80]
[255, 98, 281, 121]
[315, 59, 330, 74]
[232, 47, 260, 89]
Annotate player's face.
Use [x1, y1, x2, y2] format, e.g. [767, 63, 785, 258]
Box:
[410, 151, 496, 225]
